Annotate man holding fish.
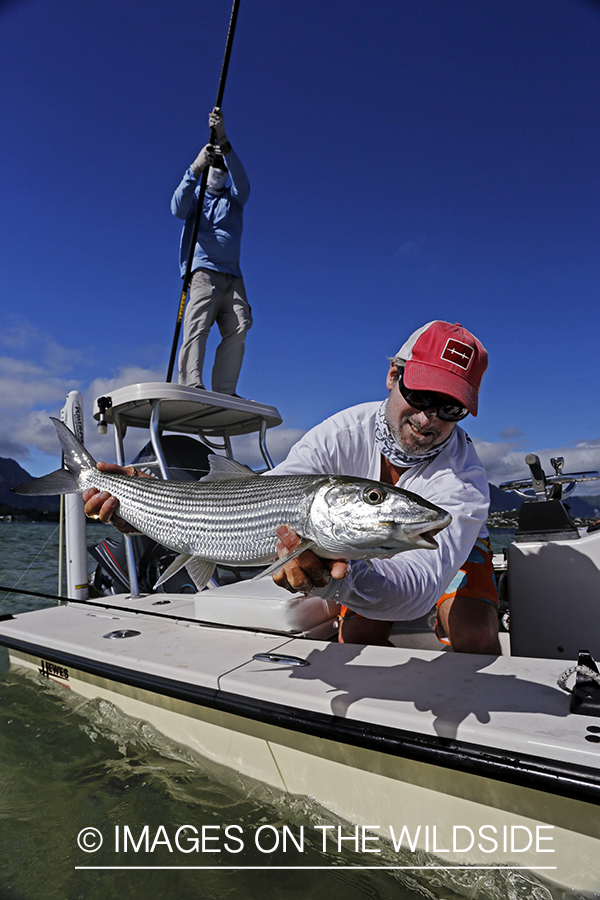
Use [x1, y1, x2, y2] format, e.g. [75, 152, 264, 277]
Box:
[79, 320, 499, 655]
[269, 321, 499, 654]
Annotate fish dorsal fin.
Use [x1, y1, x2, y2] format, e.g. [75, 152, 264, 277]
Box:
[200, 455, 258, 483]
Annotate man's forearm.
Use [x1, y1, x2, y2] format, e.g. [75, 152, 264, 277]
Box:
[170, 169, 200, 219]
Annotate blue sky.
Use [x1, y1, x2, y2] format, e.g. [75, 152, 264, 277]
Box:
[2, 0, 600, 488]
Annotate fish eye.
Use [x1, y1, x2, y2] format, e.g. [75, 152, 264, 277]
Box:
[363, 486, 387, 505]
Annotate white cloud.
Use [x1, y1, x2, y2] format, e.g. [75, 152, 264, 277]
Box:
[230, 425, 306, 470]
[0, 318, 37, 351]
[0, 323, 301, 476]
[0, 314, 303, 475]
[1, 316, 84, 373]
[60, 367, 165, 464]
[471, 438, 531, 486]
[473, 435, 600, 491]
[3, 321, 600, 498]
[0, 357, 80, 411]
[0, 320, 164, 471]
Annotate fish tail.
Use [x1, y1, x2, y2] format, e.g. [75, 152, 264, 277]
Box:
[50, 417, 97, 476]
[11, 417, 97, 496]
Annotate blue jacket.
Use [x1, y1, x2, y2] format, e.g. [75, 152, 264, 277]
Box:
[170, 148, 250, 277]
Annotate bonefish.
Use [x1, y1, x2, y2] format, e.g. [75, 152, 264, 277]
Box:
[13, 418, 452, 591]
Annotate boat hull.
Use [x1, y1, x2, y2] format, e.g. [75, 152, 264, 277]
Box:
[1, 598, 599, 893]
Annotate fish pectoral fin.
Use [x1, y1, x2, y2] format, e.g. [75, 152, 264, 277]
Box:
[154, 553, 216, 592]
[252, 539, 317, 582]
[154, 553, 193, 588]
[200, 455, 258, 483]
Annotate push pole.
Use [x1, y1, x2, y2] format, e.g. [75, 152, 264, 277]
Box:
[165, 0, 242, 383]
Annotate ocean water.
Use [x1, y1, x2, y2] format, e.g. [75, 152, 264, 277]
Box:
[0, 523, 586, 900]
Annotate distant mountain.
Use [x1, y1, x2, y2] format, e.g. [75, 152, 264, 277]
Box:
[0, 458, 59, 512]
[560, 495, 600, 519]
[488, 483, 524, 513]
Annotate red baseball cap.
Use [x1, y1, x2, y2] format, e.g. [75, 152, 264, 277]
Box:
[395, 321, 488, 416]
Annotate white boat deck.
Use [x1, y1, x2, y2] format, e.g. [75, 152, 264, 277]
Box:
[1, 593, 598, 771]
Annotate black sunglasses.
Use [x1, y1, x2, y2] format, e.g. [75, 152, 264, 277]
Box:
[397, 372, 469, 422]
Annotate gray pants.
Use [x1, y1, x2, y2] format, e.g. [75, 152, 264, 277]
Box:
[178, 269, 252, 394]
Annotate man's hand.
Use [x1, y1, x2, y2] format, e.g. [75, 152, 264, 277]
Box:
[82, 462, 146, 534]
[272, 524, 349, 594]
[209, 107, 227, 145]
[190, 143, 217, 176]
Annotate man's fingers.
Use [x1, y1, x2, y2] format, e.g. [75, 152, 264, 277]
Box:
[83, 463, 147, 533]
[98, 495, 120, 523]
[272, 552, 315, 594]
[83, 489, 104, 518]
[278, 525, 348, 585]
[274, 524, 332, 592]
[83, 491, 135, 534]
[274, 526, 316, 593]
[84, 491, 119, 523]
[330, 559, 350, 580]
[82, 462, 135, 507]
[96, 461, 131, 476]
[275, 524, 301, 550]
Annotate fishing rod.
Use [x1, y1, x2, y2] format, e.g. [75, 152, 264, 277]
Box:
[0, 585, 67, 606]
[165, 0, 242, 383]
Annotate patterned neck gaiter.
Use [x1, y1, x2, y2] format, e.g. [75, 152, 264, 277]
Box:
[374, 400, 454, 469]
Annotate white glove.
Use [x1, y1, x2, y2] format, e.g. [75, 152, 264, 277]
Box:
[190, 144, 217, 176]
[209, 107, 228, 147]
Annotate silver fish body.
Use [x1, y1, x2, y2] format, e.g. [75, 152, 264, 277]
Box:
[13, 418, 452, 590]
[81, 465, 324, 564]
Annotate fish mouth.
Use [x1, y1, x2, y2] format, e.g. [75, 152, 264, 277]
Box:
[401, 514, 453, 549]
[416, 528, 443, 548]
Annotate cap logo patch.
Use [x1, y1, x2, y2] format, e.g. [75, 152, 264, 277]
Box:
[441, 338, 473, 370]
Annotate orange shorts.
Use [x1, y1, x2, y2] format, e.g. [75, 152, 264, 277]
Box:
[435, 538, 498, 609]
[434, 537, 498, 644]
[338, 538, 498, 645]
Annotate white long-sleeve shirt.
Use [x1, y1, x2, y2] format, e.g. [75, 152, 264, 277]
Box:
[269, 402, 490, 621]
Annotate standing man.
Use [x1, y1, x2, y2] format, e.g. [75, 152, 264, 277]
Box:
[271, 321, 500, 654]
[171, 107, 252, 395]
